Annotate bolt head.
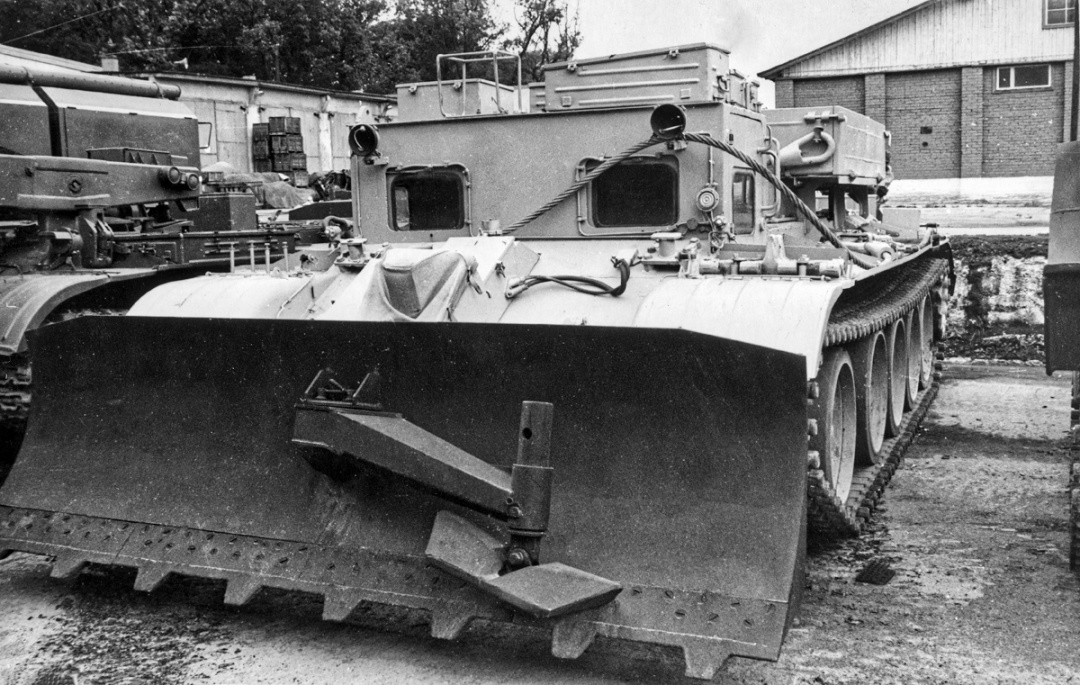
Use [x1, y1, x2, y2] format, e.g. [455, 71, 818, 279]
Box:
[506, 548, 530, 568]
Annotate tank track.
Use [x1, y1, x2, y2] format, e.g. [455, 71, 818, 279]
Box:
[0, 308, 125, 455]
[0, 354, 30, 434]
[1070, 372, 1080, 571]
[1071, 455, 1080, 572]
[808, 254, 950, 539]
[808, 379, 938, 538]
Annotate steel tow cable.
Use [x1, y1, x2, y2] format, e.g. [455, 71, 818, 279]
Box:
[504, 130, 880, 273]
[504, 135, 665, 233]
[679, 132, 878, 270]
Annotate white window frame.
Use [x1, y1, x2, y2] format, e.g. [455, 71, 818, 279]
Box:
[996, 64, 1052, 91]
[1045, 0, 1076, 27]
[197, 121, 215, 152]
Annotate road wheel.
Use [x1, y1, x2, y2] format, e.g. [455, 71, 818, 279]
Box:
[852, 331, 888, 465]
[811, 348, 857, 504]
[904, 308, 921, 411]
[885, 318, 908, 438]
[918, 295, 935, 390]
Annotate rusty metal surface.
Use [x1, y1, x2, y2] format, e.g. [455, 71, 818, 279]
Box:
[0, 314, 808, 677]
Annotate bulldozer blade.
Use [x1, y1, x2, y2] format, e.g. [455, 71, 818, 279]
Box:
[0, 315, 808, 679]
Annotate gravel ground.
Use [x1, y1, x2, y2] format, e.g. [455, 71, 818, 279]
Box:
[0, 364, 1077, 684]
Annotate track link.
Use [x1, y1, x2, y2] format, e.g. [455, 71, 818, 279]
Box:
[1070, 371, 1080, 571]
[0, 354, 30, 434]
[808, 375, 938, 538]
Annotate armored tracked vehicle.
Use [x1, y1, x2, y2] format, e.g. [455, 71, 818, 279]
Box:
[0, 46, 951, 678]
[0, 64, 297, 458]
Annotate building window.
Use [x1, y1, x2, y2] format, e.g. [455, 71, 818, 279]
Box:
[590, 158, 678, 228]
[1046, 0, 1076, 27]
[389, 168, 466, 231]
[996, 64, 1051, 91]
[197, 122, 214, 151]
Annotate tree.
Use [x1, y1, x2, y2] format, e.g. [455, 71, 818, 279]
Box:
[1, 0, 176, 71]
[505, 0, 580, 83]
[391, 0, 504, 81]
[0, 0, 576, 95]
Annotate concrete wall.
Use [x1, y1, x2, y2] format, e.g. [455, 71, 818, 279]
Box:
[151, 75, 390, 174]
[774, 59, 1068, 179]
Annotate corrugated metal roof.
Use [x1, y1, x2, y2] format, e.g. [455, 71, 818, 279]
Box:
[0, 43, 101, 73]
[761, 0, 1073, 79]
[132, 71, 397, 103]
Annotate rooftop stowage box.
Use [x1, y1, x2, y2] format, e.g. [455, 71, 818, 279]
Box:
[396, 78, 520, 121]
[541, 43, 730, 110]
[765, 105, 889, 185]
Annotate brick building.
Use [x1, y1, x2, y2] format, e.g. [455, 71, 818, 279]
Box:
[761, 0, 1077, 179]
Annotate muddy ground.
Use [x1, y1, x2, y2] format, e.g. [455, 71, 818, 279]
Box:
[0, 364, 1077, 685]
[944, 235, 1048, 363]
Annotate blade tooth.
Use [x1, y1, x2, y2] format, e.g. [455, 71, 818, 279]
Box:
[681, 639, 731, 681]
[223, 576, 262, 606]
[551, 619, 598, 659]
[133, 565, 171, 593]
[49, 554, 87, 580]
[322, 588, 364, 622]
[429, 603, 476, 640]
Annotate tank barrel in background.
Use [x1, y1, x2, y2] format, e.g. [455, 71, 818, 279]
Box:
[0, 63, 182, 100]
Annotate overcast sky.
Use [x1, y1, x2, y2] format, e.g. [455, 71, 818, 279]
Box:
[495, 0, 928, 105]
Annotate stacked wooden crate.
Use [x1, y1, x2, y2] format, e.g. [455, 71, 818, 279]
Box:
[252, 117, 308, 186]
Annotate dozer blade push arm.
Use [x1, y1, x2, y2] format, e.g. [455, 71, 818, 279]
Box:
[293, 378, 621, 618]
[293, 408, 514, 516]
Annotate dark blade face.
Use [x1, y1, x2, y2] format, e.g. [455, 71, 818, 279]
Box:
[2, 315, 808, 664]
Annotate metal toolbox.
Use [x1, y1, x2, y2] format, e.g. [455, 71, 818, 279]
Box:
[765, 106, 888, 184]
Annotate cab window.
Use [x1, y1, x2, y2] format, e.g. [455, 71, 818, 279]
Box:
[732, 171, 755, 234]
[591, 158, 678, 227]
[389, 169, 465, 231]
